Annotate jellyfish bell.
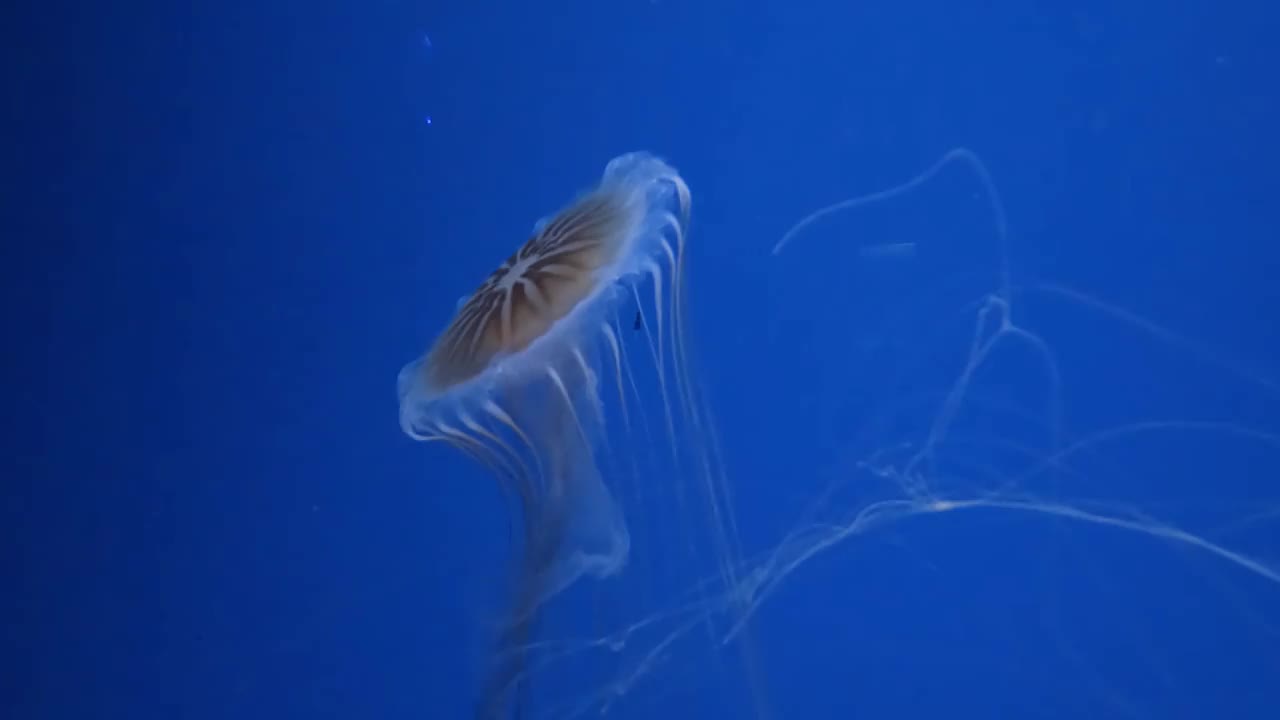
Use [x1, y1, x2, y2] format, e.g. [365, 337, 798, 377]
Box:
[397, 152, 733, 717]
[399, 151, 689, 440]
[398, 151, 690, 588]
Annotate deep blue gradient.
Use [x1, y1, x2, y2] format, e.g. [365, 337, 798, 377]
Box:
[9, 1, 1280, 718]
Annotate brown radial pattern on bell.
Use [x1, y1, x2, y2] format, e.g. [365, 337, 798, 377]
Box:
[424, 189, 632, 389]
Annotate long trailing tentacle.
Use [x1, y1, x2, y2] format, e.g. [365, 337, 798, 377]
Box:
[474, 388, 581, 720]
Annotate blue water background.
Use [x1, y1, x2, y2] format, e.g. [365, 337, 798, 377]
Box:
[8, 1, 1280, 718]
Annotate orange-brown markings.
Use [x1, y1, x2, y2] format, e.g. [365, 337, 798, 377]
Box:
[424, 190, 632, 389]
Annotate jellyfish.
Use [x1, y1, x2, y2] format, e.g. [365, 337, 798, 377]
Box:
[398, 152, 743, 718]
